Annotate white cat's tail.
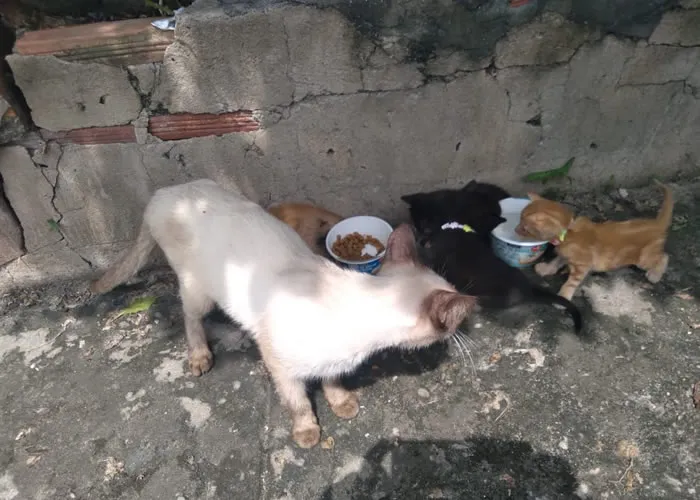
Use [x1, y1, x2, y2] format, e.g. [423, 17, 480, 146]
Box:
[90, 219, 156, 294]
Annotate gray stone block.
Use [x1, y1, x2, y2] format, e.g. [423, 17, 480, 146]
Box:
[619, 45, 700, 86]
[495, 12, 594, 69]
[0, 146, 62, 253]
[52, 143, 155, 248]
[0, 187, 24, 266]
[284, 6, 363, 99]
[361, 48, 424, 92]
[1, 240, 92, 287]
[152, 7, 293, 112]
[6, 55, 142, 131]
[650, 10, 700, 47]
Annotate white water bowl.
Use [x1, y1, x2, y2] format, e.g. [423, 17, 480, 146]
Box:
[326, 216, 393, 274]
[490, 197, 550, 269]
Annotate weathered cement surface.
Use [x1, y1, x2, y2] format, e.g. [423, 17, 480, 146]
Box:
[6, 55, 142, 131]
[0, 187, 23, 266]
[2, 3, 700, 288]
[0, 180, 699, 499]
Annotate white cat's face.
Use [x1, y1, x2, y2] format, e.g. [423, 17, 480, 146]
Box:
[377, 224, 477, 348]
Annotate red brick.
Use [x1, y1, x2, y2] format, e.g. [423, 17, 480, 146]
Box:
[148, 112, 259, 141]
[43, 125, 136, 145]
[14, 18, 174, 66]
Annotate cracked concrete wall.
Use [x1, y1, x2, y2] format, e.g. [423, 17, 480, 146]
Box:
[1, 2, 700, 290]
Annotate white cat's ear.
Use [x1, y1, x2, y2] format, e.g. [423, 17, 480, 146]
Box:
[384, 224, 418, 264]
[424, 290, 477, 333]
[527, 192, 542, 201]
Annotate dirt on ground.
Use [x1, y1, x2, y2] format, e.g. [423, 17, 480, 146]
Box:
[0, 178, 699, 499]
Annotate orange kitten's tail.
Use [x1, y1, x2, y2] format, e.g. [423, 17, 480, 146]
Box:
[654, 180, 674, 230]
[90, 219, 156, 294]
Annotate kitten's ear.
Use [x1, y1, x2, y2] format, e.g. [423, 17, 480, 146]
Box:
[461, 180, 477, 192]
[384, 223, 418, 264]
[528, 192, 543, 201]
[423, 290, 477, 333]
[400, 193, 423, 206]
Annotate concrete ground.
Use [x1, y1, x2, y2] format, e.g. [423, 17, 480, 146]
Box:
[1, 179, 699, 500]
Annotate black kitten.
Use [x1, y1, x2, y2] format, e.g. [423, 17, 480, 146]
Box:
[401, 181, 583, 333]
[401, 180, 510, 243]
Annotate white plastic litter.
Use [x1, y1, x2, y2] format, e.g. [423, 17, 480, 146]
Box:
[151, 7, 185, 31]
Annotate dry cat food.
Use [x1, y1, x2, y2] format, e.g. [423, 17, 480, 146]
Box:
[332, 232, 386, 262]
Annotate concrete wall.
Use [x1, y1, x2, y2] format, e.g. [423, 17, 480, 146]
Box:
[1, 0, 699, 290]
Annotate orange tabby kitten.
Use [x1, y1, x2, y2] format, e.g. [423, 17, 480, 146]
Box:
[515, 181, 673, 300]
[268, 202, 343, 255]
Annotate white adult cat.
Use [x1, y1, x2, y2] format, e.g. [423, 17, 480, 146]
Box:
[92, 179, 476, 448]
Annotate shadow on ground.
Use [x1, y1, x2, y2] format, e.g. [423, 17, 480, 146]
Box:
[321, 436, 579, 500]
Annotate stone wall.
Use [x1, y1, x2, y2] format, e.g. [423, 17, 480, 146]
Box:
[0, 0, 699, 290]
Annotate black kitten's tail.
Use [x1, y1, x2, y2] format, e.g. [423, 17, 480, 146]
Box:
[530, 286, 583, 333]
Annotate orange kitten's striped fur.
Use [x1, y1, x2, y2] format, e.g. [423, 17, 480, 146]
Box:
[515, 181, 673, 300]
[268, 202, 343, 256]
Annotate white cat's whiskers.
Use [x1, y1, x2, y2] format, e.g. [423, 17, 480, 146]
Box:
[451, 336, 467, 367]
[458, 328, 480, 348]
[454, 331, 476, 378]
[459, 279, 475, 294]
[455, 330, 476, 378]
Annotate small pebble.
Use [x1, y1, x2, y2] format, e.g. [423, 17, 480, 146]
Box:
[233, 381, 241, 390]
[417, 388, 430, 399]
[558, 437, 569, 450]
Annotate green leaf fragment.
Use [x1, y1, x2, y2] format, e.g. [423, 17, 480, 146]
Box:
[524, 157, 575, 183]
[47, 219, 61, 232]
[144, 0, 174, 15]
[114, 296, 157, 319]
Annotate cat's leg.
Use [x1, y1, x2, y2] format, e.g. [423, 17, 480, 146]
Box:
[180, 281, 215, 376]
[535, 255, 567, 277]
[256, 340, 320, 448]
[558, 263, 590, 300]
[273, 374, 320, 448]
[645, 253, 669, 283]
[639, 242, 669, 284]
[322, 379, 360, 420]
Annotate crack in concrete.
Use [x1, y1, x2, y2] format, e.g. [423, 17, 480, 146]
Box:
[494, 37, 589, 72]
[136, 148, 156, 187]
[617, 79, 689, 90]
[37, 146, 64, 226]
[125, 66, 152, 114]
[649, 41, 700, 49]
[280, 15, 297, 105]
[35, 146, 94, 269]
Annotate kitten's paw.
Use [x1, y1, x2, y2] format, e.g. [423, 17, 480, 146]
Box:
[189, 347, 214, 376]
[558, 289, 575, 301]
[645, 269, 664, 283]
[535, 262, 555, 276]
[330, 394, 360, 420]
[292, 423, 321, 449]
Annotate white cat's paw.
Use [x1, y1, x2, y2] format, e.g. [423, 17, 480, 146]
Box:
[188, 347, 214, 376]
[330, 394, 360, 420]
[292, 423, 321, 448]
